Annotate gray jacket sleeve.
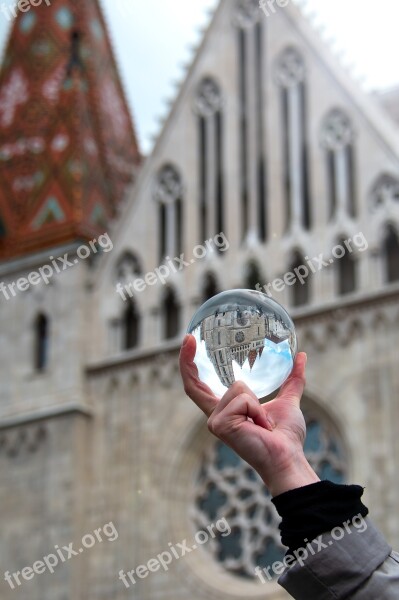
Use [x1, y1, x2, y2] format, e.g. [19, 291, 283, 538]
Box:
[278, 518, 399, 599]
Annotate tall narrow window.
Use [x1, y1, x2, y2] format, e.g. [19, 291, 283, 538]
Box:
[215, 111, 224, 239]
[123, 301, 140, 350]
[158, 203, 166, 262]
[202, 273, 219, 302]
[346, 145, 356, 218]
[153, 164, 184, 262]
[245, 260, 262, 290]
[290, 251, 310, 307]
[384, 224, 399, 283]
[300, 82, 311, 229]
[176, 197, 183, 257]
[255, 21, 267, 241]
[163, 287, 180, 340]
[326, 149, 337, 219]
[194, 77, 224, 244]
[234, 2, 267, 242]
[281, 87, 291, 227]
[34, 314, 49, 371]
[199, 116, 207, 243]
[321, 109, 356, 220]
[275, 47, 311, 232]
[238, 28, 248, 240]
[336, 238, 356, 295]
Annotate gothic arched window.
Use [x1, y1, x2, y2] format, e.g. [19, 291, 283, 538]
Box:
[384, 224, 399, 283]
[233, 1, 267, 243]
[290, 250, 310, 307]
[245, 260, 263, 290]
[123, 300, 140, 350]
[336, 237, 356, 295]
[163, 287, 180, 340]
[34, 313, 49, 371]
[194, 77, 225, 245]
[116, 251, 142, 283]
[114, 251, 143, 309]
[202, 273, 219, 302]
[275, 47, 311, 232]
[192, 404, 346, 579]
[321, 109, 356, 219]
[154, 164, 184, 262]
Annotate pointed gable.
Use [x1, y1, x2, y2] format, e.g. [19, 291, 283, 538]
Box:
[95, 0, 399, 308]
[0, 0, 141, 260]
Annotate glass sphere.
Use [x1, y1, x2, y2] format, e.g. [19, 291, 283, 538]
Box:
[187, 289, 297, 399]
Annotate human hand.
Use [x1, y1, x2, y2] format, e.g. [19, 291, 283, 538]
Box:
[179, 334, 319, 496]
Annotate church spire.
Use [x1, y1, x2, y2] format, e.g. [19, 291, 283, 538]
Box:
[0, 0, 141, 260]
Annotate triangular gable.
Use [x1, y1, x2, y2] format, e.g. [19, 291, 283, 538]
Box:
[96, 0, 399, 285]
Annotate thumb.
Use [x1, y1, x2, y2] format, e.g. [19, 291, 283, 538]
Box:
[275, 352, 307, 407]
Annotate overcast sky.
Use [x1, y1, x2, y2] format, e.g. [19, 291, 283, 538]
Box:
[1, 0, 399, 153]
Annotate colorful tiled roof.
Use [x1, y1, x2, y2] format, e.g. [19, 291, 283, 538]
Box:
[0, 0, 141, 259]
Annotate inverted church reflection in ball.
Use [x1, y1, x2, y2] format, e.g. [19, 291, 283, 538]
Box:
[187, 290, 297, 399]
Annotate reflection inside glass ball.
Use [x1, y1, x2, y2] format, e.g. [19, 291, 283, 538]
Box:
[187, 289, 297, 399]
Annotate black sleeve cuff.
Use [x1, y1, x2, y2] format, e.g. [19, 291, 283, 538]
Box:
[271, 480, 369, 552]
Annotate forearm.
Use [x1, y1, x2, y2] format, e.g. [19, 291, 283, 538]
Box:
[259, 452, 320, 498]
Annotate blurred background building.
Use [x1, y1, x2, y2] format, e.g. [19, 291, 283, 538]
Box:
[1, 0, 399, 598]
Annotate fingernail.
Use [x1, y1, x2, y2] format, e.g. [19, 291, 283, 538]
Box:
[182, 335, 189, 346]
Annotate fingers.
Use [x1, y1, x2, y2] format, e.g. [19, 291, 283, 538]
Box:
[212, 380, 258, 416]
[275, 352, 307, 407]
[208, 391, 274, 435]
[211, 381, 274, 432]
[179, 334, 288, 430]
[179, 334, 218, 417]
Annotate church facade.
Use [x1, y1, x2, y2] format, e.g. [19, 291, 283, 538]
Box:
[1, 0, 399, 598]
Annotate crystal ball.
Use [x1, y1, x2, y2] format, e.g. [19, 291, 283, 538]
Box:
[187, 289, 297, 399]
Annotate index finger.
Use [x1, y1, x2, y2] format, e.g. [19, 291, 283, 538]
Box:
[179, 334, 219, 417]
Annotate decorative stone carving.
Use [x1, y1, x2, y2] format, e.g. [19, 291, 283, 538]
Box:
[115, 251, 142, 284]
[321, 108, 354, 151]
[370, 174, 399, 211]
[193, 77, 222, 118]
[232, 0, 260, 28]
[274, 47, 305, 88]
[153, 164, 183, 204]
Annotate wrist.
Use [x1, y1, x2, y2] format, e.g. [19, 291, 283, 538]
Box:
[262, 452, 320, 497]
